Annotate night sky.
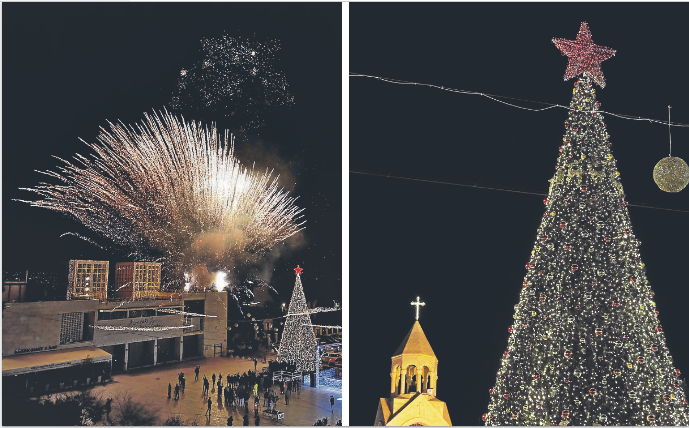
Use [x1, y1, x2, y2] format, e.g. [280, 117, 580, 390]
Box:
[2, 3, 341, 307]
[350, 3, 689, 426]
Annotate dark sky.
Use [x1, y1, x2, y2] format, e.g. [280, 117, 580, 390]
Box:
[2, 3, 341, 306]
[350, 3, 689, 426]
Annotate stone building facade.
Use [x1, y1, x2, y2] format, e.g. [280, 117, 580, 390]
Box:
[2, 292, 227, 394]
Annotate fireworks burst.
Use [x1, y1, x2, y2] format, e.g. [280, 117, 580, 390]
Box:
[170, 33, 295, 129]
[17, 110, 305, 287]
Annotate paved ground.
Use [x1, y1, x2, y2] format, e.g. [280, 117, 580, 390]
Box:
[88, 352, 342, 426]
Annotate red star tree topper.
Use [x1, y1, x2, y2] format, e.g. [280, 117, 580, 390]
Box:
[294, 265, 303, 275]
[553, 22, 616, 88]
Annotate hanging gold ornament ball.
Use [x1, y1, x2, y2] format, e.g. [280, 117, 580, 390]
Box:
[653, 157, 689, 192]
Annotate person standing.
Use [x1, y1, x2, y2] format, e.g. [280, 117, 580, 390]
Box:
[105, 396, 112, 422]
[206, 397, 212, 417]
[330, 395, 335, 412]
[181, 375, 186, 392]
[227, 416, 233, 426]
[212, 373, 216, 388]
[168, 383, 172, 399]
[253, 357, 257, 371]
[285, 387, 290, 405]
[243, 413, 249, 426]
[263, 390, 269, 407]
[195, 365, 200, 381]
[254, 414, 260, 426]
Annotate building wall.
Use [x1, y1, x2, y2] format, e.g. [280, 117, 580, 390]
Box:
[2, 300, 100, 356]
[184, 292, 228, 357]
[3, 294, 224, 368]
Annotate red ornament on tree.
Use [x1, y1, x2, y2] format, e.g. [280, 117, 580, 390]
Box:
[564, 350, 573, 358]
[562, 410, 570, 418]
[503, 393, 510, 400]
[637, 356, 645, 364]
[675, 369, 681, 377]
[534, 374, 541, 380]
[589, 388, 597, 396]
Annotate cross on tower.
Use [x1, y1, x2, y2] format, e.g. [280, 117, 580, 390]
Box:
[411, 296, 425, 321]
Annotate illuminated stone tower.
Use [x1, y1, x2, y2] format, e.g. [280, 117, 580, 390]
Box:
[374, 298, 452, 426]
[113, 261, 161, 300]
[67, 260, 109, 300]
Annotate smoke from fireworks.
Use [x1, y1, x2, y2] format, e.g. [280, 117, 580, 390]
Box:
[170, 33, 295, 130]
[17, 110, 305, 287]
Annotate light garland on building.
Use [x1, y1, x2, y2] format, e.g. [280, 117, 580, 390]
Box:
[483, 23, 688, 426]
[92, 325, 193, 332]
[157, 308, 217, 317]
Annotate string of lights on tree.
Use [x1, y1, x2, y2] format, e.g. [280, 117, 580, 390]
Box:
[276, 266, 319, 373]
[483, 22, 688, 426]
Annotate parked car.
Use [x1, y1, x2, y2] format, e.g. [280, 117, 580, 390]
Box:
[320, 352, 340, 363]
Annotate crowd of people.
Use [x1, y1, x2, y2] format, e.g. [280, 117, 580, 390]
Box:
[163, 359, 338, 425]
[166, 361, 308, 425]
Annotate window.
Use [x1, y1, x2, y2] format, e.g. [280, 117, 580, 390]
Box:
[128, 309, 156, 318]
[98, 310, 127, 321]
[60, 312, 84, 344]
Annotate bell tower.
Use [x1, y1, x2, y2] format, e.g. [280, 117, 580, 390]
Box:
[374, 298, 452, 426]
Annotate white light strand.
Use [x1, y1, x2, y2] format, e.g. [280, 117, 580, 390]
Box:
[92, 325, 193, 332]
[350, 73, 689, 128]
[157, 308, 217, 317]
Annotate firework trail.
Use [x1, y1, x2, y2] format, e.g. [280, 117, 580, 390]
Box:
[170, 33, 294, 129]
[17, 110, 305, 287]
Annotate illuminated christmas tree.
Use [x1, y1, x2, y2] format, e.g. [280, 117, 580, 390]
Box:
[484, 22, 688, 426]
[277, 266, 318, 372]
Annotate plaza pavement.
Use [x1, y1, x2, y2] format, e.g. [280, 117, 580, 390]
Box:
[88, 352, 342, 426]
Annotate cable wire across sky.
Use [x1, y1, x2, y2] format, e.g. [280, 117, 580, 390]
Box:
[350, 73, 689, 129]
